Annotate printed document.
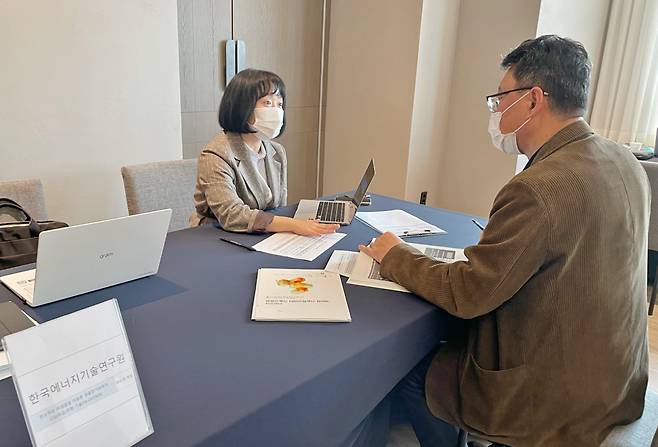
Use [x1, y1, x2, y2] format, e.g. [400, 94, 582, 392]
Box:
[253, 232, 346, 261]
[0, 351, 9, 381]
[0, 269, 36, 302]
[355, 210, 446, 237]
[0, 303, 38, 381]
[324, 250, 359, 277]
[347, 243, 466, 292]
[252, 269, 351, 322]
[2, 299, 153, 447]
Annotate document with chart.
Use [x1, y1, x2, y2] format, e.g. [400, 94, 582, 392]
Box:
[347, 243, 466, 292]
[252, 269, 351, 322]
[252, 232, 346, 261]
[2, 299, 153, 447]
[324, 250, 359, 277]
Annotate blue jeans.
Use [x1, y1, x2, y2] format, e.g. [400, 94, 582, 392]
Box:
[345, 349, 459, 447]
[394, 350, 459, 447]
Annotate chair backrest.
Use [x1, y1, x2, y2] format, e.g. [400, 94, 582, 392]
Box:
[121, 159, 197, 232]
[640, 161, 658, 251]
[601, 387, 658, 446]
[0, 179, 48, 223]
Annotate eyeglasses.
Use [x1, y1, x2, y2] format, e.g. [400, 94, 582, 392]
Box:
[486, 87, 549, 113]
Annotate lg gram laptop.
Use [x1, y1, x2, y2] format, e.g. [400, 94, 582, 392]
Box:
[294, 159, 375, 224]
[0, 209, 172, 307]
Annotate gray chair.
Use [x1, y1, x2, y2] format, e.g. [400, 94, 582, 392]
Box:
[121, 159, 197, 232]
[640, 161, 658, 315]
[602, 388, 658, 447]
[457, 388, 658, 447]
[0, 178, 48, 223]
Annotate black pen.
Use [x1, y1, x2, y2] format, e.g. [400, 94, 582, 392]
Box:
[400, 229, 434, 238]
[402, 229, 432, 235]
[219, 237, 256, 251]
[471, 219, 485, 231]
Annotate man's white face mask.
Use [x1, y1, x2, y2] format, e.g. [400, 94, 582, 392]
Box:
[252, 107, 284, 140]
[488, 91, 532, 155]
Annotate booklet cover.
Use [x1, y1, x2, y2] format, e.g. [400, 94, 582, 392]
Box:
[251, 269, 351, 322]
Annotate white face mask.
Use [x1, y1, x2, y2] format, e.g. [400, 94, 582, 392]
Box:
[252, 107, 284, 140]
[487, 91, 531, 155]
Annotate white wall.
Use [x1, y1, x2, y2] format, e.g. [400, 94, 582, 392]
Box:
[536, 0, 611, 119]
[513, 0, 611, 174]
[322, 0, 423, 199]
[436, 0, 542, 217]
[0, 0, 182, 225]
[405, 0, 460, 207]
[323, 0, 462, 206]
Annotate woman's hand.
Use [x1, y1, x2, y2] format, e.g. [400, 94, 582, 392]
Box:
[290, 219, 340, 237]
[265, 216, 339, 236]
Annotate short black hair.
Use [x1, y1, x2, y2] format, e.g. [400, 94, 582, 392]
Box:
[218, 68, 287, 135]
[501, 35, 591, 116]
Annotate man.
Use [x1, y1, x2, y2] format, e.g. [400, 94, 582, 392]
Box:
[361, 35, 650, 446]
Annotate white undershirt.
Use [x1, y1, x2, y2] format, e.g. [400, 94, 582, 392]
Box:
[248, 142, 273, 207]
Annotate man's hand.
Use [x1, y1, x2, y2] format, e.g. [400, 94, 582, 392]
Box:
[358, 232, 404, 263]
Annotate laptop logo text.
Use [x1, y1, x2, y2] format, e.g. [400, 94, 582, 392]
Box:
[99, 252, 114, 260]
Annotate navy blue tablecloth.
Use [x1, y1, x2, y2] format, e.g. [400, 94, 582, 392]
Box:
[0, 194, 484, 446]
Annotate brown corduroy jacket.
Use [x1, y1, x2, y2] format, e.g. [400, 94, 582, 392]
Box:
[381, 120, 650, 446]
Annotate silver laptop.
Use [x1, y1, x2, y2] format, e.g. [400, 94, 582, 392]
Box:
[0, 209, 172, 307]
[294, 159, 375, 224]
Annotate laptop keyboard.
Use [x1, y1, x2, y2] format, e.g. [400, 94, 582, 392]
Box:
[316, 201, 345, 223]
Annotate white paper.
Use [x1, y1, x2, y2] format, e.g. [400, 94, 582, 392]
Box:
[324, 250, 359, 277]
[0, 269, 36, 302]
[0, 309, 38, 381]
[411, 243, 467, 263]
[355, 210, 446, 237]
[252, 269, 351, 322]
[252, 232, 346, 261]
[347, 243, 466, 292]
[2, 299, 153, 447]
[347, 252, 411, 292]
[0, 351, 10, 381]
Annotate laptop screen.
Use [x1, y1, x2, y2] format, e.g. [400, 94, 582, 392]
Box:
[351, 159, 375, 206]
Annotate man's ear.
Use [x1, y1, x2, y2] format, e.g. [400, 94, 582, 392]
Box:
[529, 86, 546, 113]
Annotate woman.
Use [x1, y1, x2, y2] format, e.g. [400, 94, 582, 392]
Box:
[189, 69, 338, 236]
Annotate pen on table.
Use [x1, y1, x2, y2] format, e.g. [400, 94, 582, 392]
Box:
[400, 229, 435, 238]
[471, 219, 485, 231]
[219, 237, 256, 251]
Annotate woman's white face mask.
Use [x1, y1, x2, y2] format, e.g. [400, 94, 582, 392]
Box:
[487, 91, 532, 155]
[252, 107, 284, 140]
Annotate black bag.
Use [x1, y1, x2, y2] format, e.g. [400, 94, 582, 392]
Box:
[0, 198, 68, 270]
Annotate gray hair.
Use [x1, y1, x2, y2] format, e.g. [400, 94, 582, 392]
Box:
[502, 35, 592, 116]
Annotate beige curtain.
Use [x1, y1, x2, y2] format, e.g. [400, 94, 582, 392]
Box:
[589, 0, 658, 145]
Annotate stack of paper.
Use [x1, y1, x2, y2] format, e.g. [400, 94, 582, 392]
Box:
[355, 210, 446, 237]
[342, 243, 466, 292]
[251, 269, 351, 322]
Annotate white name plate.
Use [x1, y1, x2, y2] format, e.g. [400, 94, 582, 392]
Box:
[2, 299, 153, 447]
